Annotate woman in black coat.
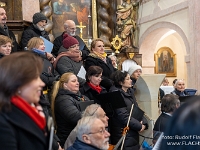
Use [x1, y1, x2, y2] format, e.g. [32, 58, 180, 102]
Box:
[51, 72, 90, 148]
[80, 66, 107, 104]
[0, 52, 48, 150]
[109, 70, 148, 150]
[84, 38, 116, 91]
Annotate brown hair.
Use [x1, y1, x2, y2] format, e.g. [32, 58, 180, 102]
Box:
[27, 37, 44, 50]
[90, 38, 104, 51]
[0, 35, 13, 47]
[0, 51, 43, 111]
[161, 94, 180, 113]
[85, 66, 103, 82]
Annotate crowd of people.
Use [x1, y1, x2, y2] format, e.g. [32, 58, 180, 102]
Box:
[0, 7, 199, 150]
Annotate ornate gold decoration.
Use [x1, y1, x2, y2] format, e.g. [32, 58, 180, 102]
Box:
[76, 22, 86, 39]
[111, 35, 123, 53]
[0, 1, 6, 7]
[128, 52, 135, 59]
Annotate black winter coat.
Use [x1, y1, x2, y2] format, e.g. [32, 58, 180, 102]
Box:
[54, 88, 90, 147]
[109, 86, 146, 150]
[32, 51, 59, 90]
[80, 82, 107, 104]
[21, 24, 50, 50]
[52, 32, 90, 59]
[0, 105, 47, 150]
[67, 138, 101, 150]
[153, 113, 171, 133]
[0, 26, 21, 52]
[84, 55, 116, 91]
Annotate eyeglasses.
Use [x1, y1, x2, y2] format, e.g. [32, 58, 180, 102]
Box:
[87, 128, 107, 135]
[68, 27, 76, 31]
[69, 44, 79, 49]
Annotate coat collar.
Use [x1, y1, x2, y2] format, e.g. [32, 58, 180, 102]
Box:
[3, 105, 47, 145]
[82, 83, 106, 93]
[71, 138, 101, 150]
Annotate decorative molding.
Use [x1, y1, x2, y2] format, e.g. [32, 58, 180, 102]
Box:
[138, 1, 188, 24]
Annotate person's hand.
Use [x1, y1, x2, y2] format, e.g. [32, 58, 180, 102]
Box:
[46, 52, 56, 63]
[57, 142, 63, 150]
[139, 121, 145, 132]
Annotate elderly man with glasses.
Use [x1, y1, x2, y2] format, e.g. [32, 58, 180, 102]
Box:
[52, 20, 89, 60]
[64, 104, 109, 149]
[67, 116, 110, 150]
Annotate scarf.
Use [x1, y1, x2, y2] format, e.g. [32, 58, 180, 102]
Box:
[11, 95, 46, 130]
[53, 48, 82, 68]
[89, 51, 107, 63]
[87, 82, 102, 94]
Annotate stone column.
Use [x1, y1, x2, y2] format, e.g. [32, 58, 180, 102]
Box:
[97, 0, 112, 49]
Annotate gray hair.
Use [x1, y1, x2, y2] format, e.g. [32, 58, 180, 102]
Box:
[82, 104, 101, 118]
[174, 79, 184, 86]
[76, 116, 98, 141]
[108, 55, 116, 60]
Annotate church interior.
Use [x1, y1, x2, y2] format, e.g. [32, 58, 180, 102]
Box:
[1, 0, 199, 148]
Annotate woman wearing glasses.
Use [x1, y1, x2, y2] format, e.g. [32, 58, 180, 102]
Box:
[54, 34, 86, 86]
[51, 72, 90, 148]
[80, 66, 107, 104]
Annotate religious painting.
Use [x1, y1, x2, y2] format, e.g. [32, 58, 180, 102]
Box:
[154, 47, 177, 77]
[51, 0, 97, 40]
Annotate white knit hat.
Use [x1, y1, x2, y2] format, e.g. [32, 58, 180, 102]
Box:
[128, 65, 142, 75]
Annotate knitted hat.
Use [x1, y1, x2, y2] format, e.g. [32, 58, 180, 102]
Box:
[33, 12, 47, 24]
[128, 65, 142, 75]
[62, 34, 79, 49]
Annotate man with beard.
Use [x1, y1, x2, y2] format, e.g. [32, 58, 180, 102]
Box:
[0, 7, 21, 52]
[67, 116, 110, 150]
[20, 12, 50, 50]
[52, 20, 89, 60]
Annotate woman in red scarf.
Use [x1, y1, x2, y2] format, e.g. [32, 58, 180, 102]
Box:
[80, 65, 107, 104]
[0, 52, 48, 150]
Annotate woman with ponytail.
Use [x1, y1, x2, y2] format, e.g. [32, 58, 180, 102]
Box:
[51, 72, 90, 148]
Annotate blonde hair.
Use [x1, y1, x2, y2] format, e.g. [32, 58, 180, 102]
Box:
[27, 37, 44, 50]
[51, 72, 75, 127]
[0, 35, 13, 47]
[90, 38, 104, 51]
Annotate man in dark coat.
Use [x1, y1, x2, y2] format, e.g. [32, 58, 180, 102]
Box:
[52, 20, 89, 60]
[20, 12, 50, 50]
[67, 116, 110, 150]
[0, 8, 21, 52]
[153, 94, 180, 133]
